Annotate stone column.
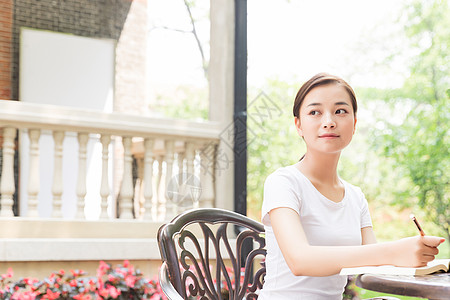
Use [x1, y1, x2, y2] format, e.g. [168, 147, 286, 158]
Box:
[209, 0, 235, 211]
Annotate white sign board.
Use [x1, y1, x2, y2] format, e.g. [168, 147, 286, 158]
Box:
[19, 28, 115, 219]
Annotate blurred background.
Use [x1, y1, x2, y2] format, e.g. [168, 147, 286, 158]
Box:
[149, 0, 449, 253]
[0, 0, 447, 299]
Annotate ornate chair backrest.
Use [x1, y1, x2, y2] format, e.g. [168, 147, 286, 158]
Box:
[158, 208, 266, 300]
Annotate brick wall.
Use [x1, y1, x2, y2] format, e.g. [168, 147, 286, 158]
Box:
[0, 0, 13, 100]
[11, 0, 149, 104]
[0, 0, 148, 215]
[114, 0, 149, 114]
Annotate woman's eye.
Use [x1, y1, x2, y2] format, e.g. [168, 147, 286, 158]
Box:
[336, 109, 347, 114]
[309, 110, 320, 116]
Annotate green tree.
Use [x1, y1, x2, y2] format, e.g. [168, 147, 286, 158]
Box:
[246, 80, 305, 220]
[369, 0, 449, 241]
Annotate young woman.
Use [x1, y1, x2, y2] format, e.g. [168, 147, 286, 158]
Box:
[258, 73, 444, 299]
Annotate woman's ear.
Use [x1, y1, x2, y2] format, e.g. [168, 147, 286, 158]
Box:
[295, 117, 303, 137]
[353, 116, 357, 134]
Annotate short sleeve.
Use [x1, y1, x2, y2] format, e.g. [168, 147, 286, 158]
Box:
[261, 170, 301, 226]
[359, 190, 372, 228]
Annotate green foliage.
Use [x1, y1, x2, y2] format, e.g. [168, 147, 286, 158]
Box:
[152, 84, 208, 121]
[246, 79, 305, 219]
[167, 0, 449, 250]
[364, 0, 450, 242]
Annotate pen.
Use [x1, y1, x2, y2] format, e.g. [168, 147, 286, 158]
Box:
[410, 214, 425, 236]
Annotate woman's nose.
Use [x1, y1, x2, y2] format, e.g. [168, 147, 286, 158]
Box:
[322, 114, 336, 128]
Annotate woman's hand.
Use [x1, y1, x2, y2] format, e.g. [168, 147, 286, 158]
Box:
[270, 207, 446, 275]
[389, 236, 445, 267]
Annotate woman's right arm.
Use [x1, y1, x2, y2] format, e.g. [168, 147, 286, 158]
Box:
[270, 207, 444, 277]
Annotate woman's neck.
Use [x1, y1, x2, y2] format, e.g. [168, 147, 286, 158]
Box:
[297, 151, 341, 185]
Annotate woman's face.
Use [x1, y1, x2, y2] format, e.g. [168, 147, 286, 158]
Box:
[295, 83, 357, 155]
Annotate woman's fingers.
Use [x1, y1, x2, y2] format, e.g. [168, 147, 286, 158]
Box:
[421, 242, 439, 256]
[421, 236, 446, 247]
[422, 253, 437, 263]
[393, 236, 445, 267]
[419, 236, 445, 264]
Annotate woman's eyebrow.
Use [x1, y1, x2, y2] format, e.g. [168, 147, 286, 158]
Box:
[306, 101, 350, 107]
[335, 101, 350, 106]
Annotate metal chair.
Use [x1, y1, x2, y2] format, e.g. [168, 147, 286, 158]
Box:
[157, 208, 266, 300]
[157, 208, 398, 300]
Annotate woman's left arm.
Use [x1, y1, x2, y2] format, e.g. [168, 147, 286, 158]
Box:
[361, 226, 377, 245]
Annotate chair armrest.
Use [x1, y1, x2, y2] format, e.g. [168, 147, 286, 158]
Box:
[159, 262, 184, 300]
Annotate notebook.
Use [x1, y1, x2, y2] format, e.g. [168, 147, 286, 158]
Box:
[339, 259, 450, 276]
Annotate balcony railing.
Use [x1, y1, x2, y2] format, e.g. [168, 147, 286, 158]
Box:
[0, 100, 221, 221]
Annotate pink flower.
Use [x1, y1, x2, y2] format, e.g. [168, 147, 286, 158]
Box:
[123, 260, 130, 268]
[125, 275, 136, 288]
[97, 261, 110, 277]
[42, 288, 60, 300]
[69, 279, 78, 287]
[97, 287, 109, 298]
[12, 291, 37, 300]
[0, 261, 167, 300]
[96, 277, 104, 290]
[106, 285, 121, 299]
[73, 294, 92, 300]
[114, 267, 127, 277]
[88, 279, 97, 291]
[23, 278, 39, 285]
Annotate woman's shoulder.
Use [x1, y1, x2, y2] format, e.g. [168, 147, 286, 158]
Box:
[341, 179, 366, 201]
[340, 178, 361, 190]
[265, 164, 305, 186]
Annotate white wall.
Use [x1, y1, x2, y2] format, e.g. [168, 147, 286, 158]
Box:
[19, 28, 115, 219]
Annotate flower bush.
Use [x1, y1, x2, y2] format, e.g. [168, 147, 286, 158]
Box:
[0, 261, 167, 300]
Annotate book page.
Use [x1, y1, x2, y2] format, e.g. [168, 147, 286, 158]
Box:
[339, 259, 450, 276]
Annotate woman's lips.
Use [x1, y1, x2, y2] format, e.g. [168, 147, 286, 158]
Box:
[319, 133, 339, 138]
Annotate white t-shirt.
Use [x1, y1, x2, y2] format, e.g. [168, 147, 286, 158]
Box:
[259, 163, 373, 300]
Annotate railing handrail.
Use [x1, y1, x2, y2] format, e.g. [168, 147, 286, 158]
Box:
[0, 100, 222, 141]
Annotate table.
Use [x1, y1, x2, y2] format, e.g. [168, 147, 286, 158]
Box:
[356, 273, 450, 300]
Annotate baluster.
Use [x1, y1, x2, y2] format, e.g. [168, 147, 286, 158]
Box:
[134, 156, 144, 219]
[176, 148, 185, 214]
[27, 129, 41, 217]
[0, 127, 17, 217]
[156, 155, 164, 220]
[51, 131, 65, 218]
[100, 134, 111, 219]
[198, 142, 216, 208]
[76, 133, 89, 219]
[185, 142, 198, 208]
[164, 140, 175, 218]
[177, 150, 185, 181]
[119, 137, 134, 219]
[185, 142, 195, 177]
[143, 138, 154, 220]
